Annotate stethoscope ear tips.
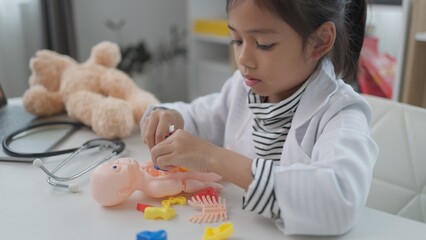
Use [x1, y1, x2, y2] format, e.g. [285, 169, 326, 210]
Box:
[33, 158, 43, 168]
[68, 184, 79, 193]
[33, 157, 80, 193]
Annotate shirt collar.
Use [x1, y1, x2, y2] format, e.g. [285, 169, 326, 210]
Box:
[247, 79, 309, 121]
[240, 58, 339, 127]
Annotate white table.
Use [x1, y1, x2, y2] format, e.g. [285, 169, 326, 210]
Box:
[1, 128, 426, 240]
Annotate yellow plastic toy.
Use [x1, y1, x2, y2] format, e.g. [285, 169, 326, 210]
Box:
[144, 206, 176, 220]
[202, 222, 234, 240]
[162, 196, 186, 208]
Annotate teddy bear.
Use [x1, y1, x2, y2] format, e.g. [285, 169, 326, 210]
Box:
[22, 41, 160, 139]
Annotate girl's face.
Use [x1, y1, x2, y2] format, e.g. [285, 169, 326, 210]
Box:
[228, 0, 318, 103]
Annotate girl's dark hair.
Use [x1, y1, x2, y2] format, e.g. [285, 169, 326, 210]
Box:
[226, 0, 367, 80]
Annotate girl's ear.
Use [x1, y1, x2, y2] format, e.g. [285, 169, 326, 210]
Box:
[310, 21, 336, 60]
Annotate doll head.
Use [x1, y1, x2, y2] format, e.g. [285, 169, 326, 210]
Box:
[90, 157, 140, 206]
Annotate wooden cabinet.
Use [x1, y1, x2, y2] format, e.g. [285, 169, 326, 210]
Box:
[401, 0, 426, 107]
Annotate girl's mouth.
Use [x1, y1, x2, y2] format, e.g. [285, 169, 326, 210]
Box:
[245, 76, 261, 87]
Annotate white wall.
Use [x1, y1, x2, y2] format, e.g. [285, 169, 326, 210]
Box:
[0, 0, 42, 98]
[367, 3, 409, 101]
[73, 0, 188, 102]
[367, 4, 405, 60]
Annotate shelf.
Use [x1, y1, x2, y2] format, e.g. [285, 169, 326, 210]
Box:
[415, 32, 426, 42]
[192, 33, 231, 45]
[187, 0, 231, 100]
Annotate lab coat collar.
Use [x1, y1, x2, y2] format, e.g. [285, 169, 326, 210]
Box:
[239, 59, 338, 128]
[292, 59, 338, 128]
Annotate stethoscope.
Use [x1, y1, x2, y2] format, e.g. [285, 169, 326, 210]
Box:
[2, 121, 126, 192]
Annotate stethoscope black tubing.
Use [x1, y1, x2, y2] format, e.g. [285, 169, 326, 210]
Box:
[2, 121, 84, 158]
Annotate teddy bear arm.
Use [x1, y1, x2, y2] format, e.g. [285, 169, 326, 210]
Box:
[65, 91, 135, 139]
[127, 89, 160, 122]
[29, 50, 76, 91]
[22, 85, 64, 116]
[98, 70, 159, 124]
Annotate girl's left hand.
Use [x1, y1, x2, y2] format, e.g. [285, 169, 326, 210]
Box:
[150, 129, 220, 173]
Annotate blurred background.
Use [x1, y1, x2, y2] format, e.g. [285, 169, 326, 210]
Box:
[0, 0, 187, 102]
[1, 0, 424, 107]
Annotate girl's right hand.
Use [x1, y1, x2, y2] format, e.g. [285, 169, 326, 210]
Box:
[142, 109, 184, 150]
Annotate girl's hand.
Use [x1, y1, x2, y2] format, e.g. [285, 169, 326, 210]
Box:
[142, 109, 184, 150]
[150, 129, 220, 173]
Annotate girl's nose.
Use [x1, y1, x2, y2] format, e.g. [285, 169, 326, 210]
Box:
[237, 44, 256, 69]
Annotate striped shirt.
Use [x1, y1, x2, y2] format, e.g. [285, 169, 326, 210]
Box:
[242, 80, 309, 219]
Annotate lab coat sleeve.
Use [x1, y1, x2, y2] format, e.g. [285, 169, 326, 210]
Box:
[273, 103, 378, 235]
[140, 72, 238, 146]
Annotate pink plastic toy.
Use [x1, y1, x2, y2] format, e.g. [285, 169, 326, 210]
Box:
[90, 157, 223, 206]
[188, 195, 227, 224]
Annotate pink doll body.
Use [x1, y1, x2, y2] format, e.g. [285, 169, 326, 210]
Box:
[90, 157, 224, 206]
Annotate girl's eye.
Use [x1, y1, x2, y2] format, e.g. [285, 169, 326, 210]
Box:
[256, 43, 275, 51]
[230, 40, 242, 46]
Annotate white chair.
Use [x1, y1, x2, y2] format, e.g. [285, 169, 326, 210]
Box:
[364, 95, 426, 223]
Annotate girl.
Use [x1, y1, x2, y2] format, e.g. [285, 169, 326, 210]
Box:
[142, 0, 378, 236]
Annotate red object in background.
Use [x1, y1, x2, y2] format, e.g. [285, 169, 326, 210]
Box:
[358, 36, 397, 99]
[358, 67, 387, 98]
[362, 36, 379, 55]
[191, 187, 219, 201]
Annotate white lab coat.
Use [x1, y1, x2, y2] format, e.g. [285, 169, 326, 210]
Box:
[141, 60, 378, 236]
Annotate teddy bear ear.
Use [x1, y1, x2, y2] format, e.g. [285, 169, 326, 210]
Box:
[88, 41, 121, 68]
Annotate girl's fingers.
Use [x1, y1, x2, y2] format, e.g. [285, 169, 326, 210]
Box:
[155, 117, 173, 146]
[151, 142, 174, 168]
[143, 115, 159, 150]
